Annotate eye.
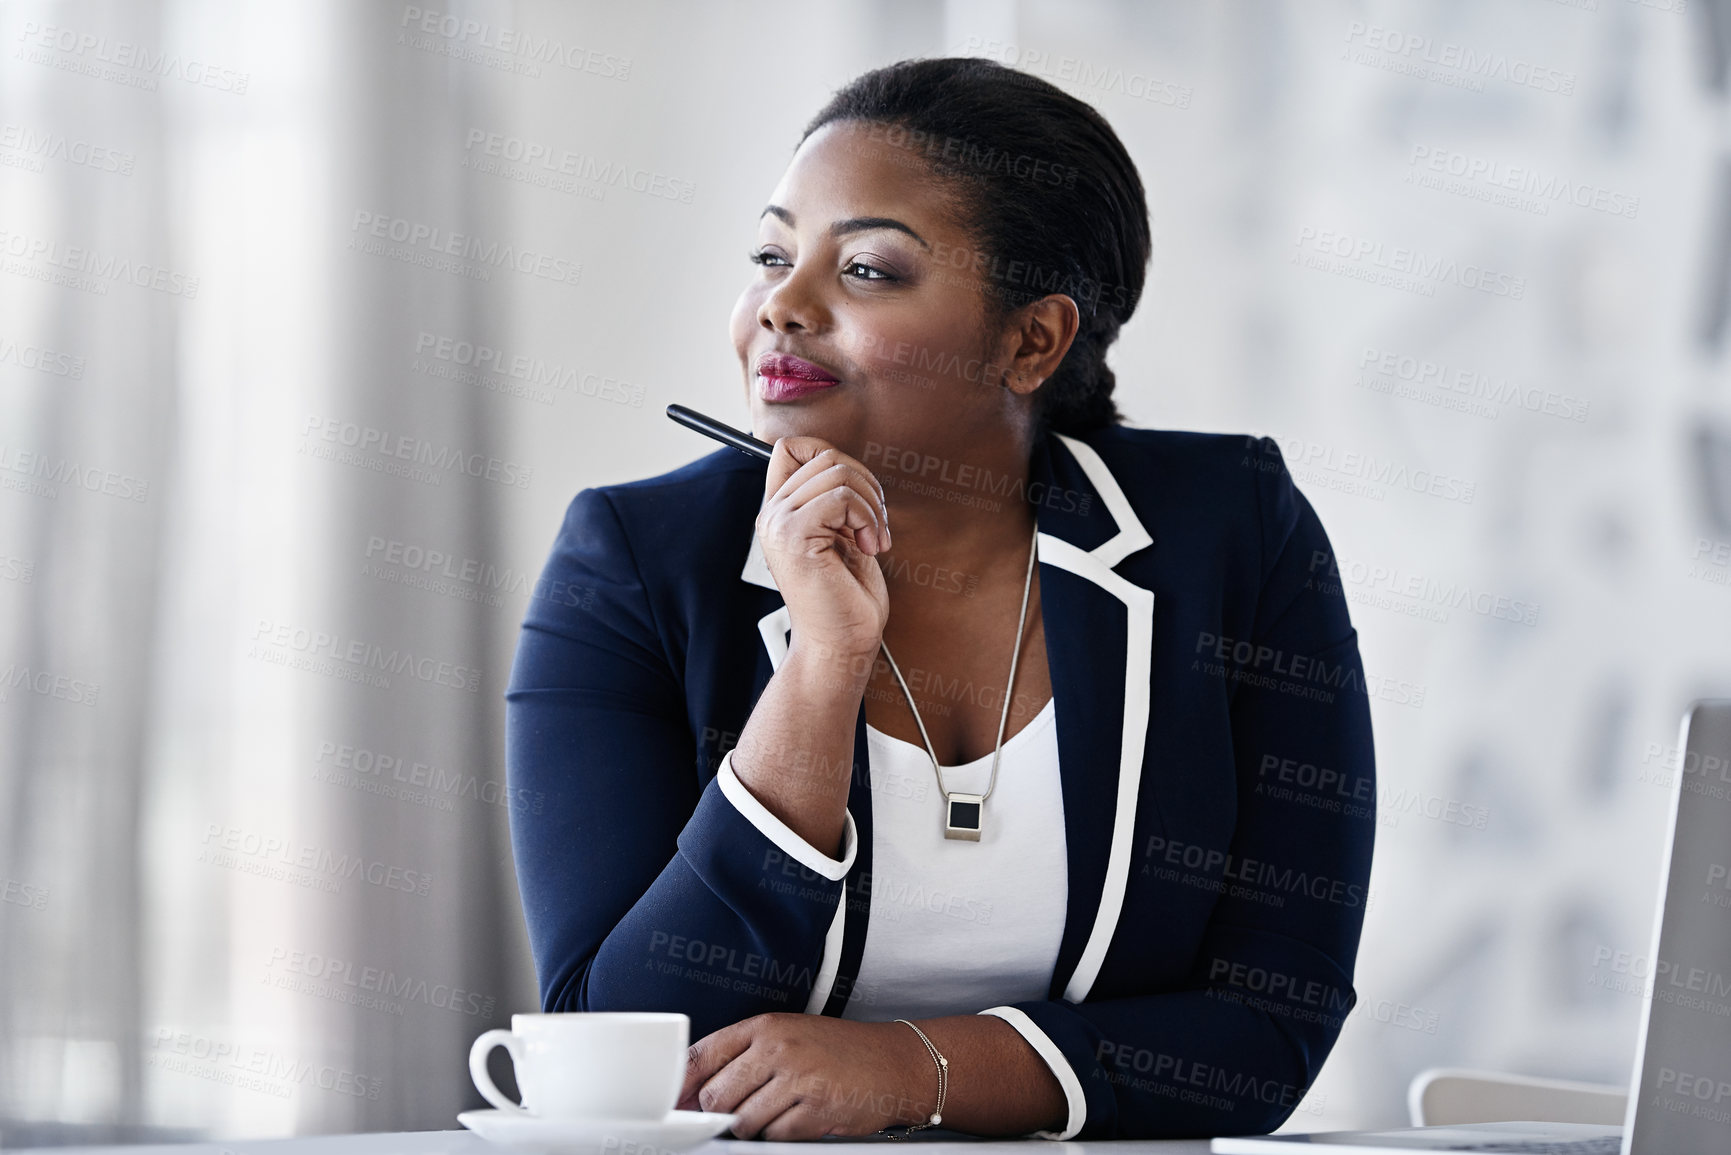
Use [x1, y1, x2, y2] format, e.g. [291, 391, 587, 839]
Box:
[845, 261, 896, 282]
[748, 248, 790, 268]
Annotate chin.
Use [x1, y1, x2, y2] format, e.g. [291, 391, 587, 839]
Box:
[751, 414, 808, 444]
[752, 396, 852, 443]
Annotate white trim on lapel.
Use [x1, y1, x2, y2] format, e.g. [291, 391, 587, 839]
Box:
[1044, 434, 1155, 1002]
[1038, 533, 1154, 1003]
[757, 605, 791, 670]
[1053, 433, 1152, 566]
[741, 528, 778, 591]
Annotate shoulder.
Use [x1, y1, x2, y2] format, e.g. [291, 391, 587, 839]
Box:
[576, 445, 764, 521]
[1068, 424, 1308, 579]
[548, 448, 765, 579]
[1069, 423, 1293, 519]
[1072, 424, 1270, 483]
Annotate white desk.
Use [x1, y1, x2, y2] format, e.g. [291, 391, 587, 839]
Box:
[6, 1128, 1216, 1155]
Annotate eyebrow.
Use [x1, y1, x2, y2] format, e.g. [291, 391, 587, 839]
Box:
[759, 205, 930, 250]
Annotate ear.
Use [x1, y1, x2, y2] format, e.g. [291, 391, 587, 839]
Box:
[998, 294, 1081, 397]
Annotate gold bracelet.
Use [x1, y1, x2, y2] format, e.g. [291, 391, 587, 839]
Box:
[878, 1019, 948, 1140]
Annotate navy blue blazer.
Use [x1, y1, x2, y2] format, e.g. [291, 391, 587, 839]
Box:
[505, 426, 1376, 1140]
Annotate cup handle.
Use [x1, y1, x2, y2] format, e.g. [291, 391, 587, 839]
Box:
[469, 1029, 529, 1115]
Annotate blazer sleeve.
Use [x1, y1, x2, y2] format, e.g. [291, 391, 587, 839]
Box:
[505, 487, 858, 1038]
[983, 437, 1377, 1139]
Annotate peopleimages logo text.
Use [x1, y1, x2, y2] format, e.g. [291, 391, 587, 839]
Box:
[15, 21, 251, 93]
[1343, 22, 1575, 95]
[251, 617, 482, 694]
[1358, 347, 1589, 423]
[463, 129, 694, 203]
[0, 442, 149, 502]
[300, 415, 532, 489]
[0, 124, 134, 175]
[0, 228, 199, 297]
[350, 212, 580, 285]
[201, 824, 432, 897]
[1293, 227, 1525, 300]
[1406, 146, 1639, 219]
[1249, 432, 1476, 505]
[0, 334, 85, 378]
[398, 7, 630, 79]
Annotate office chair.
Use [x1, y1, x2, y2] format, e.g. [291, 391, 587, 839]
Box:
[1408, 1068, 1628, 1127]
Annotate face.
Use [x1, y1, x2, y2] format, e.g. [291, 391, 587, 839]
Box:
[729, 120, 1029, 459]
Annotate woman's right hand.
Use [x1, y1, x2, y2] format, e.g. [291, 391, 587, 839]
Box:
[756, 436, 891, 664]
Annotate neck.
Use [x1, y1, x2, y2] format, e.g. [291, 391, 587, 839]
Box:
[872, 444, 1039, 581]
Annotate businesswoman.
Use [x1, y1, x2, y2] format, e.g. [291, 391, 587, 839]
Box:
[506, 58, 1375, 1141]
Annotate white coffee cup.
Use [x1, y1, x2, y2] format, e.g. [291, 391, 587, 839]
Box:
[469, 1012, 690, 1120]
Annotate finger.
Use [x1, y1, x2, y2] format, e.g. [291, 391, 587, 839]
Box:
[782, 471, 893, 554]
[694, 1046, 775, 1118]
[773, 434, 848, 473]
[768, 440, 887, 512]
[780, 458, 888, 524]
[760, 1101, 842, 1141]
[763, 436, 837, 498]
[680, 1023, 755, 1107]
[723, 1077, 802, 1141]
[762, 472, 885, 556]
[778, 484, 886, 561]
[845, 537, 893, 597]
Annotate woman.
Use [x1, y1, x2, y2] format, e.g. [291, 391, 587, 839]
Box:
[506, 57, 1375, 1141]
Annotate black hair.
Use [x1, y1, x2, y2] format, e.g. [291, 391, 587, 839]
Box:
[802, 56, 1151, 437]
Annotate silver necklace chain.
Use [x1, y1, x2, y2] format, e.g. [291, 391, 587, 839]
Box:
[876, 522, 1039, 808]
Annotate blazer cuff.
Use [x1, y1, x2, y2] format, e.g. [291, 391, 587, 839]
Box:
[979, 1005, 1087, 1140]
[716, 748, 857, 881]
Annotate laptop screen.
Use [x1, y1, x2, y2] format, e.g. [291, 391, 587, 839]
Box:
[1624, 701, 1731, 1155]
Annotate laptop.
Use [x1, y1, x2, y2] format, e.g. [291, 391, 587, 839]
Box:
[1214, 700, 1731, 1155]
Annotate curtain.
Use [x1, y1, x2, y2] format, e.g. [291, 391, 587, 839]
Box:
[1, 0, 531, 1139]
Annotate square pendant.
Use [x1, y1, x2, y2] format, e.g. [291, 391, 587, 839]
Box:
[944, 793, 983, 841]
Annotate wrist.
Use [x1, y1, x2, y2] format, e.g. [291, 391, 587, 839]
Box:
[882, 1019, 946, 1131]
[785, 636, 880, 694]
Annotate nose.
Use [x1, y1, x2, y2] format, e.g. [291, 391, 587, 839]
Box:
[757, 266, 829, 334]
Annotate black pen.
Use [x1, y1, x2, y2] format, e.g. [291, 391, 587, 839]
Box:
[665, 404, 775, 461]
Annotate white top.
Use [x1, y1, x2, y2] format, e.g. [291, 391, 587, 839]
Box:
[841, 698, 1068, 1022]
[710, 696, 1087, 1139]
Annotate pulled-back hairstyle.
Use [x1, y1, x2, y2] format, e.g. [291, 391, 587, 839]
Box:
[803, 57, 1151, 437]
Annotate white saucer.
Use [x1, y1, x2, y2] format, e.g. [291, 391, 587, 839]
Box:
[457, 1108, 736, 1154]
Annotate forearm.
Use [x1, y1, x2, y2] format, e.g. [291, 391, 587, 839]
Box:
[571, 855, 833, 1032]
[893, 1014, 1068, 1137]
[730, 638, 872, 857]
[540, 752, 857, 1031]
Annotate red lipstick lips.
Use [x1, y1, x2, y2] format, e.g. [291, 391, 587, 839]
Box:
[756, 352, 840, 402]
